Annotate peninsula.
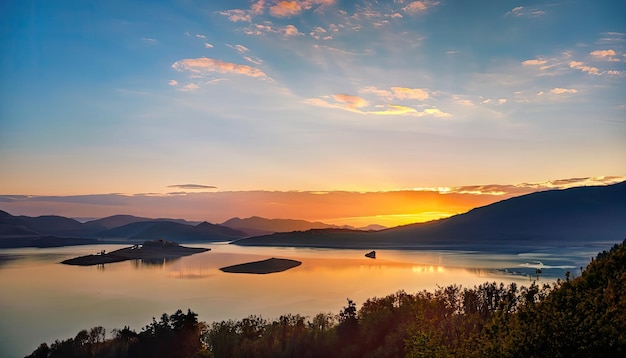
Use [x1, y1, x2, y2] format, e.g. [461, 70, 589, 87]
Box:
[61, 239, 209, 266]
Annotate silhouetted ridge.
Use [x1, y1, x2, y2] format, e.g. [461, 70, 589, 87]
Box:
[234, 182, 626, 250]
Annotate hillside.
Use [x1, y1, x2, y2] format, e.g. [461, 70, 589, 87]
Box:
[234, 182, 626, 251]
[0, 210, 245, 247]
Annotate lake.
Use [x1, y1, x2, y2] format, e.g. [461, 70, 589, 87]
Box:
[0, 242, 605, 357]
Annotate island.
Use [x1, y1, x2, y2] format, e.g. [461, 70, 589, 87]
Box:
[61, 239, 210, 266]
[219, 257, 302, 274]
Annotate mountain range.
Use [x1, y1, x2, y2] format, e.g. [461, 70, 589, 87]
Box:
[233, 181, 626, 251]
[0, 211, 379, 248]
[220, 216, 385, 236]
[1, 181, 625, 250]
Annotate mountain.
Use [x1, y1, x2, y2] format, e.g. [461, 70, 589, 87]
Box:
[83, 215, 197, 231]
[95, 221, 246, 242]
[0, 210, 243, 247]
[221, 216, 340, 236]
[17, 215, 87, 236]
[220, 216, 386, 236]
[0, 210, 99, 248]
[233, 182, 626, 251]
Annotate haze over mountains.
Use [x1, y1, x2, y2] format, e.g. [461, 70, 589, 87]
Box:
[2, 182, 625, 250]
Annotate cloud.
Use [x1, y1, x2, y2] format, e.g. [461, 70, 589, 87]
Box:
[550, 88, 578, 95]
[245, 22, 303, 37]
[306, 95, 450, 117]
[522, 59, 548, 66]
[167, 184, 218, 190]
[506, 6, 545, 17]
[179, 83, 200, 92]
[597, 32, 625, 44]
[360, 86, 394, 100]
[569, 61, 600, 75]
[590, 49, 620, 62]
[439, 176, 625, 196]
[270, 1, 302, 17]
[360, 86, 429, 101]
[204, 43, 214, 49]
[334, 93, 370, 109]
[168, 80, 178, 86]
[141, 37, 158, 44]
[391, 87, 430, 100]
[310, 26, 332, 40]
[244, 56, 263, 65]
[219, 9, 252, 22]
[196, 34, 207, 39]
[228, 44, 250, 54]
[370, 104, 418, 115]
[172, 57, 268, 79]
[283, 24, 303, 37]
[403, 1, 439, 15]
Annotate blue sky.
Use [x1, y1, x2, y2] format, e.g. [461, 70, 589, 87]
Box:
[1, 0, 625, 197]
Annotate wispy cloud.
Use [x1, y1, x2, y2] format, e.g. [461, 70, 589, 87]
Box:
[425, 176, 625, 196]
[245, 22, 303, 37]
[505, 6, 545, 17]
[305, 94, 450, 117]
[141, 37, 158, 44]
[172, 57, 269, 79]
[167, 184, 217, 190]
[549, 87, 578, 95]
[391, 87, 430, 100]
[204, 43, 214, 49]
[219, 9, 252, 22]
[227, 44, 250, 54]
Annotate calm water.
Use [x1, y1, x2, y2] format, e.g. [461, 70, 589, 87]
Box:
[0, 242, 605, 357]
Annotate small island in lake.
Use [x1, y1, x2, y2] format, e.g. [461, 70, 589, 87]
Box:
[220, 257, 302, 274]
[61, 239, 210, 266]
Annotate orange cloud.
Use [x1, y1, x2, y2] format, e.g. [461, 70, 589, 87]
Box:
[569, 61, 600, 75]
[522, 59, 547, 66]
[172, 57, 268, 78]
[403, 1, 439, 15]
[270, 1, 302, 17]
[391, 87, 430, 100]
[590, 49, 619, 62]
[334, 94, 369, 109]
[550, 88, 577, 95]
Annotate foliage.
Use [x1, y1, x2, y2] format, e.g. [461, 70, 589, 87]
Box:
[28, 239, 626, 357]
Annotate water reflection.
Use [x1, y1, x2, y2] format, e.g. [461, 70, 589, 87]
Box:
[131, 257, 182, 269]
[0, 242, 612, 358]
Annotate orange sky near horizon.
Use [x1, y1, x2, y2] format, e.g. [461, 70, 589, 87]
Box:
[1, 176, 623, 227]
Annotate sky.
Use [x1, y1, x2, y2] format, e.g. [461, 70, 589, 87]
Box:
[1, 1, 625, 226]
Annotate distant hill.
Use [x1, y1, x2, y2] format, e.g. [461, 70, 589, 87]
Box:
[17, 215, 88, 236]
[221, 216, 385, 236]
[126, 221, 246, 242]
[83, 215, 197, 231]
[221, 216, 339, 236]
[234, 182, 626, 251]
[0, 210, 244, 247]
